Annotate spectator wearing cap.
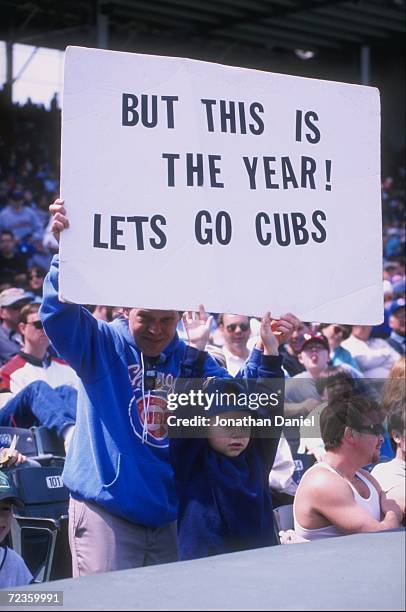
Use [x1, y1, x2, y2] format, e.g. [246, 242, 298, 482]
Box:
[0, 470, 33, 587]
[0, 288, 33, 366]
[286, 332, 331, 402]
[318, 324, 363, 376]
[387, 299, 405, 356]
[383, 261, 405, 298]
[0, 302, 79, 393]
[0, 190, 43, 245]
[0, 230, 28, 287]
[283, 333, 330, 454]
[341, 325, 399, 378]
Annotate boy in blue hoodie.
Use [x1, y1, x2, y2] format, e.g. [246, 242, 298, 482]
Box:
[170, 314, 284, 560]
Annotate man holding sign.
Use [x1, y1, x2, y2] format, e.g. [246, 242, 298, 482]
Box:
[40, 200, 296, 576]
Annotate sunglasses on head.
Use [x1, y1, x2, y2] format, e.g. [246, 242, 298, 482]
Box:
[26, 320, 43, 330]
[226, 323, 250, 333]
[355, 423, 385, 437]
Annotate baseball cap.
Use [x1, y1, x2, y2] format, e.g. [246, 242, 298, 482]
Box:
[0, 470, 23, 507]
[203, 378, 251, 416]
[389, 298, 405, 317]
[0, 288, 34, 308]
[298, 332, 329, 353]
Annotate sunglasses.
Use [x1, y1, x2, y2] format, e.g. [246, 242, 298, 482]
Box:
[355, 423, 385, 437]
[29, 274, 44, 280]
[26, 320, 44, 330]
[226, 323, 250, 333]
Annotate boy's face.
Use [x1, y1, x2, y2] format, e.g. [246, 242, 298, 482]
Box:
[207, 410, 251, 457]
[0, 501, 12, 543]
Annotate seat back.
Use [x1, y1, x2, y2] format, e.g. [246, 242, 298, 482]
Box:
[31, 426, 65, 457]
[9, 465, 69, 519]
[9, 465, 71, 582]
[11, 516, 59, 582]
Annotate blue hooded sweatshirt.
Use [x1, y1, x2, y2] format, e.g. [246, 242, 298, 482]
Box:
[170, 355, 285, 559]
[39, 255, 231, 528]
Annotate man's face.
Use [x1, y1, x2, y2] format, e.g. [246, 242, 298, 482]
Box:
[0, 233, 15, 256]
[321, 324, 345, 350]
[0, 502, 12, 544]
[0, 303, 24, 329]
[10, 196, 23, 209]
[28, 270, 44, 291]
[221, 314, 250, 352]
[127, 309, 180, 357]
[288, 321, 310, 354]
[390, 308, 405, 337]
[207, 410, 251, 457]
[299, 341, 329, 375]
[20, 312, 50, 352]
[352, 413, 384, 465]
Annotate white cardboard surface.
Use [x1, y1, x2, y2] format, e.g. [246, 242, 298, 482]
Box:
[60, 46, 383, 323]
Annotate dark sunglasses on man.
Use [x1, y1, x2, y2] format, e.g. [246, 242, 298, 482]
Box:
[354, 423, 386, 437]
[226, 322, 250, 333]
[26, 320, 44, 330]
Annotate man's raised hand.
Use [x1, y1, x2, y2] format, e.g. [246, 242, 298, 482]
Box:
[182, 305, 213, 352]
[49, 198, 69, 243]
[271, 313, 300, 345]
[259, 312, 279, 356]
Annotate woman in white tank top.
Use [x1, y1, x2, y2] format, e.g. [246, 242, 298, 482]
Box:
[294, 462, 381, 541]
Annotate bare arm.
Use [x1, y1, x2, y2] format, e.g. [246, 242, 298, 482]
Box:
[385, 486, 405, 519]
[298, 469, 402, 534]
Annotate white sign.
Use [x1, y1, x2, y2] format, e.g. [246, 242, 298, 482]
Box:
[60, 46, 382, 324]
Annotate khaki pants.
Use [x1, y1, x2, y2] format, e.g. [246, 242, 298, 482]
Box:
[68, 497, 178, 577]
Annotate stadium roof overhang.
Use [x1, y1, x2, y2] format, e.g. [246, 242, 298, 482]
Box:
[1, 0, 405, 67]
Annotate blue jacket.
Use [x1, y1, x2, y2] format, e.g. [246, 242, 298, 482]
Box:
[170, 354, 285, 559]
[40, 255, 230, 527]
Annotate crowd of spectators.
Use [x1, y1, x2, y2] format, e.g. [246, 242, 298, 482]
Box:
[0, 100, 404, 586]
